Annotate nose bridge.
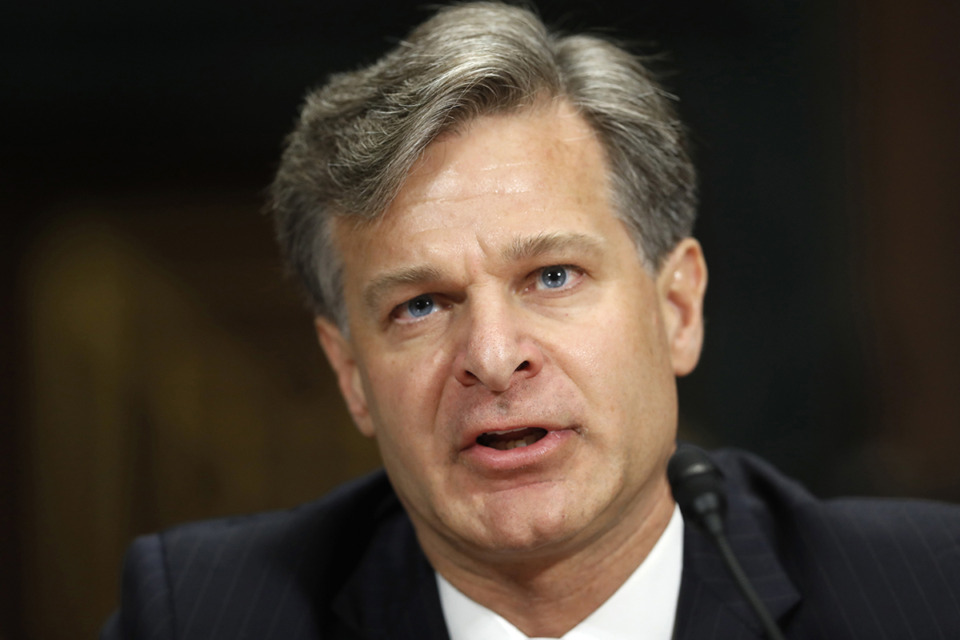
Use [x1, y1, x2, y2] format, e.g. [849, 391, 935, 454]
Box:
[455, 287, 540, 391]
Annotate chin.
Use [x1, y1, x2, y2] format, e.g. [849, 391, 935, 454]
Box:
[465, 498, 592, 559]
[467, 527, 575, 562]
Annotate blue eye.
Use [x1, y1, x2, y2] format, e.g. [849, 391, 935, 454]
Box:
[404, 294, 436, 318]
[539, 266, 569, 289]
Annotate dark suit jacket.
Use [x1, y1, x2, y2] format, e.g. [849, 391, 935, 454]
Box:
[101, 449, 960, 639]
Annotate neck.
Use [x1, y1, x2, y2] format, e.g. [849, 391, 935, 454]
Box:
[425, 482, 676, 638]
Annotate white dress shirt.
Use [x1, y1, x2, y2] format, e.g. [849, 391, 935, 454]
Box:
[437, 505, 684, 640]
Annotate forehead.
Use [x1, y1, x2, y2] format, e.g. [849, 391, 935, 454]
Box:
[396, 102, 606, 209]
[339, 102, 616, 243]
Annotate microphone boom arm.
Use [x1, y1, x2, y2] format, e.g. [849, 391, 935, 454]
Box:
[668, 444, 787, 640]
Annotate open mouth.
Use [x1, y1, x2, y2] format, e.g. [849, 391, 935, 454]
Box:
[476, 427, 548, 451]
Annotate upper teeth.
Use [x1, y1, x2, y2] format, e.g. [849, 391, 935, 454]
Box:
[493, 433, 542, 450]
[476, 427, 548, 450]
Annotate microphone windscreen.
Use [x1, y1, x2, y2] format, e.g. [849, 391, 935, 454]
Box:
[667, 444, 726, 525]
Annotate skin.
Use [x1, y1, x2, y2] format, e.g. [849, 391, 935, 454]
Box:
[317, 100, 707, 636]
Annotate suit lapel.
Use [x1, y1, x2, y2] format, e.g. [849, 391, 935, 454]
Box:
[331, 506, 450, 640]
[673, 476, 800, 639]
[329, 452, 801, 640]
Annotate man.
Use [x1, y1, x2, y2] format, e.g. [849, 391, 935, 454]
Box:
[103, 3, 960, 639]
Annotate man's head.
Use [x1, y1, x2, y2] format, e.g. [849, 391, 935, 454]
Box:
[271, 1, 696, 331]
[270, 1, 706, 577]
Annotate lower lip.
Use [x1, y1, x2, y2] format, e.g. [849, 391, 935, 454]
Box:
[460, 429, 577, 473]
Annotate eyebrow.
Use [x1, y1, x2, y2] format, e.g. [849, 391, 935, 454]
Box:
[362, 264, 446, 318]
[361, 232, 606, 317]
[501, 231, 605, 263]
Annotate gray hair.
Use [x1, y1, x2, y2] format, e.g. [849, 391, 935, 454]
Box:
[270, 1, 697, 329]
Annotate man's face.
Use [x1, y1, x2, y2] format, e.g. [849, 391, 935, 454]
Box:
[317, 102, 706, 568]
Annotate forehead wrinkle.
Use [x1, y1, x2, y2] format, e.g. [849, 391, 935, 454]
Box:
[363, 264, 446, 318]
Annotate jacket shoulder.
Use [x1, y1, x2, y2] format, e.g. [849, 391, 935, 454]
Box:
[107, 470, 401, 640]
[713, 448, 960, 636]
[713, 447, 960, 551]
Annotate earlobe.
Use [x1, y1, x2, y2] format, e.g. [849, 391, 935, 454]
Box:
[314, 317, 376, 438]
[657, 238, 708, 377]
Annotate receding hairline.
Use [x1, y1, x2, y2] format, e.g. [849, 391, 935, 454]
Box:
[332, 97, 613, 227]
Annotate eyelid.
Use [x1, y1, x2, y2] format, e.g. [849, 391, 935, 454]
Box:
[386, 263, 585, 325]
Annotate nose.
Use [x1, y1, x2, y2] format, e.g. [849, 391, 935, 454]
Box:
[453, 297, 543, 392]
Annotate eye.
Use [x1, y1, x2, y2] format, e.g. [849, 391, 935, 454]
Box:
[534, 265, 577, 291]
[392, 294, 438, 322]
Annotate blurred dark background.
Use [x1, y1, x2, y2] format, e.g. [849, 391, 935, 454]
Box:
[2, 0, 958, 638]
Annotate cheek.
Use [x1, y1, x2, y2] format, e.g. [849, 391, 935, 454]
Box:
[362, 344, 453, 431]
[562, 304, 674, 423]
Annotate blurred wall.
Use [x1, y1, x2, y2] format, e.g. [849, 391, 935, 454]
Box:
[18, 201, 380, 640]
[850, 1, 960, 498]
[1, 1, 958, 638]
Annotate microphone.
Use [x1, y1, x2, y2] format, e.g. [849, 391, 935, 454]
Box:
[667, 443, 727, 537]
[668, 444, 787, 640]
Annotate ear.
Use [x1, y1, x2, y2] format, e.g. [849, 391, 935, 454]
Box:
[314, 317, 376, 438]
[656, 238, 708, 377]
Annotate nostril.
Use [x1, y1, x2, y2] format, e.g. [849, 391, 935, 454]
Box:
[515, 361, 530, 372]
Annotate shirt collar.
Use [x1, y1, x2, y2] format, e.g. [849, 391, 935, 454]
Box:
[438, 504, 684, 640]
